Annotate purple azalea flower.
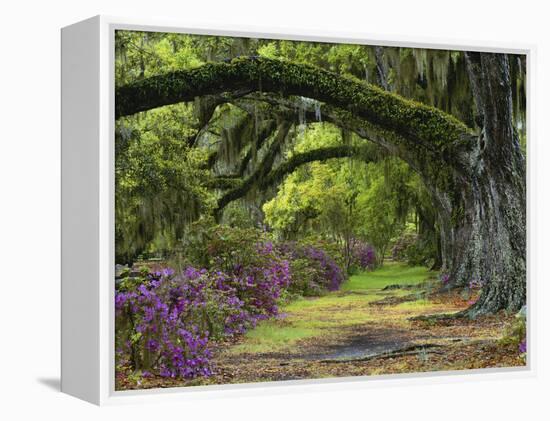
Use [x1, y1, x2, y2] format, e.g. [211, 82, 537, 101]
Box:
[519, 339, 527, 354]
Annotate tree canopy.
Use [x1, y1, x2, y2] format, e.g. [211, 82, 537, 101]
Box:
[115, 31, 526, 315]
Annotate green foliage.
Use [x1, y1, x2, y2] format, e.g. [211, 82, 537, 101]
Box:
[204, 225, 271, 271]
[262, 123, 432, 268]
[113, 30, 524, 272]
[115, 117, 215, 263]
[501, 308, 527, 348]
[391, 225, 437, 267]
[263, 130, 371, 271]
[391, 231, 418, 261]
[116, 266, 150, 293]
[262, 125, 342, 236]
[406, 237, 437, 267]
[357, 175, 401, 264]
[220, 201, 258, 229]
[164, 218, 268, 271]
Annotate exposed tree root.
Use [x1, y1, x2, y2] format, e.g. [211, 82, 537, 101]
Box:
[408, 310, 468, 322]
[319, 343, 445, 364]
[370, 294, 420, 306]
[382, 283, 428, 291]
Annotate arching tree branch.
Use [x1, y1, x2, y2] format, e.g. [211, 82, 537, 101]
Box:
[215, 144, 379, 214]
[116, 57, 475, 156]
[214, 120, 291, 213]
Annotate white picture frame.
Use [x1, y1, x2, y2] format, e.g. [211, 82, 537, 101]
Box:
[61, 15, 535, 406]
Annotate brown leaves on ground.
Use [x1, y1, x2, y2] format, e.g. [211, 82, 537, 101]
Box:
[116, 281, 525, 391]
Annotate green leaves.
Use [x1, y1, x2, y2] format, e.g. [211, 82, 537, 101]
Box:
[113, 32, 475, 266]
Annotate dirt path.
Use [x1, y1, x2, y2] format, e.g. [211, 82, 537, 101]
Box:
[123, 263, 523, 389]
[201, 264, 522, 385]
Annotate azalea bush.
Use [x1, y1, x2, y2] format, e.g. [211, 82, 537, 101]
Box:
[198, 225, 346, 297]
[351, 240, 376, 271]
[115, 251, 291, 379]
[391, 231, 437, 268]
[116, 226, 348, 381]
[277, 240, 345, 295]
[391, 231, 417, 261]
[115, 268, 213, 379]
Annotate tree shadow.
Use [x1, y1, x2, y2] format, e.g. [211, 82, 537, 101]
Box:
[37, 377, 60, 392]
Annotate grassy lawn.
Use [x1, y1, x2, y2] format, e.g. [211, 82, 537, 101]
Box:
[341, 262, 433, 292]
[226, 262, 435, 355]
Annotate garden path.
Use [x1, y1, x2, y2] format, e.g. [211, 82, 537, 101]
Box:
[202, 263, 518, 384]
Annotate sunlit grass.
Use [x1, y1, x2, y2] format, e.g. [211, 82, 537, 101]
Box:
[230, 297, 380, 354]
[340, 262, 433, 292]
[229, 323, 320, 354]
[285, 293, 382, 312]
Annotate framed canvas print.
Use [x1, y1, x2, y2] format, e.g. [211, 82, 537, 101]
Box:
[61, 16, 533, 405]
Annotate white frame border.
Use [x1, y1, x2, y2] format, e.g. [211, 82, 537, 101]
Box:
[71, 15, 536, 405]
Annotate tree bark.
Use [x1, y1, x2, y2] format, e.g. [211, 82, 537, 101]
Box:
[434, 53, 526, 315]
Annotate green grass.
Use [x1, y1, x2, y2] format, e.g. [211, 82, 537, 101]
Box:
[228, 295, 381, 354]
[341, 262, 433, 291]
[229, 323, 320, 354]
[284, 293, 382, 311]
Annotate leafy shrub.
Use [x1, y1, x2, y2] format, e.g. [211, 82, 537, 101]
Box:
[203, 226, 346, 297]
[285, 257, 326, 296]
[391, 231, 417, 261]
[116, 226, 349, 381]
[278, 241, 345, 295]
[391, 231, 436, 267]
[115, 245, 291, 379]
[207, 225, 270, 269]
[501, 305, 527, 362]
[351, 240, 376, 271]
[406, 241, 436, 267]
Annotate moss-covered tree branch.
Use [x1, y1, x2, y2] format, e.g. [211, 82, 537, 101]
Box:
[215, 144, 378, 214]
[116, 57, 475, 156]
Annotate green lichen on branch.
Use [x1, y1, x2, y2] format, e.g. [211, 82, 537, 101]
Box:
[116, 57, 475, 154]
[206, 177, 243, 190]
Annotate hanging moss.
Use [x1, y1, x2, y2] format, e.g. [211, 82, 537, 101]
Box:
[116, 56, 475, 159]
[508, 54, 527, 144]
[371, 47, 478, 129]
[215, 144, 378, 214]
[218, 109, 253, 165]
[237, 119, 278, 175]
[206, 177, 243, 189]
[116, 55, 480, 232]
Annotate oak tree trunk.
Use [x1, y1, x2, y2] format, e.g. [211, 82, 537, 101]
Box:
[436, 53, 526, 315]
